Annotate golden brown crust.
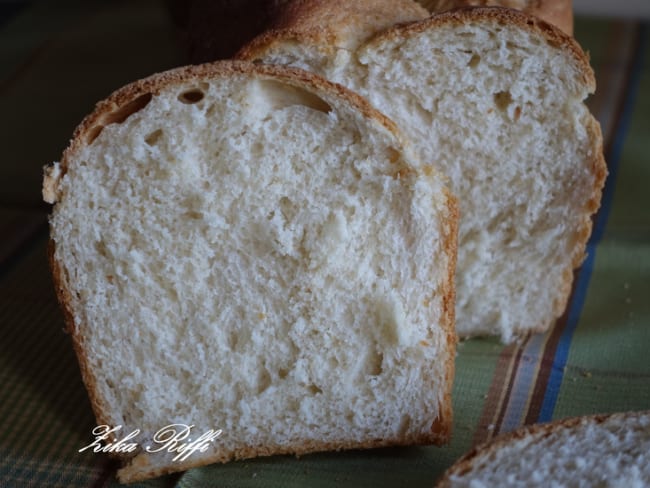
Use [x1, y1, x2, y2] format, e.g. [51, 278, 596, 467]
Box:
[45, 59, 458, 482]
[240, 6, 592, 92]
[365, 7, 593, 91]
[54, 61, 411, 184]
[417, 0, 573, 36]
[119, 429, 445, 483]
[48, 239, 118, 437]
[550, 113, 606, 322]
[435, 410, 650, 487]
[237, 0, 429, 59]
[431, 188, 459, 442]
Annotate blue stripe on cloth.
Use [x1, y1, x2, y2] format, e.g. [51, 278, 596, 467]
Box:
[537, 244, 596, 422]
[538, 23, 648, 422]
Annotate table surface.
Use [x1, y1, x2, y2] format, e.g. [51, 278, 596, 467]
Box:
[0, 1, 649, 487]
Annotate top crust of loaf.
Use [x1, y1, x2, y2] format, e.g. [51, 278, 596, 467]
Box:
[240, 6, 591, 91]
[45, 61, 408, 198]
[436, 411, 650, 487]
[264, 0, 429, 50]
[44, 60, 459, 482]
[418, 0, 573, 35]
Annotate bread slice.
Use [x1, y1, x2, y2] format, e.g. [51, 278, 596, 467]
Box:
[417, 0, 573, 35]
[238, 4, 606, 342]
[43, 61, 458, 482]
[436, 411, 650, 487]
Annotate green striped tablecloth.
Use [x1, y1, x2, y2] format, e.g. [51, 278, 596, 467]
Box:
[0, 2, 648, 487]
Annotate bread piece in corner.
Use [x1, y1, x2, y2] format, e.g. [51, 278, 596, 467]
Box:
[43, 61, 458, 483]
[238, 3, 606, 342]
[436, 411, 650, 487]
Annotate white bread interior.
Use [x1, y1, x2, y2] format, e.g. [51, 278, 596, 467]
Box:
[44, 62, 457, 482]
[437, 411, 650, 487]
[239, 5, 606, 341]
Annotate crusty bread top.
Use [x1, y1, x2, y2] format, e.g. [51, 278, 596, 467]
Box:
[418, 0, 573, 35]
[44, 61, 410, 204]
[436, 411, 650, 487]
[239, 6, 590, 90]
[238, 0, 429, 56]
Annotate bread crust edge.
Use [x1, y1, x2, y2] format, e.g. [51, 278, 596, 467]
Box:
[435, 410, 650, 487]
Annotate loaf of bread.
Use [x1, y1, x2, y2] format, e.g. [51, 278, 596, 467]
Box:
[43, 61, 458, 482]
[239, 3, 606, 342]
[418, 0, 573, 35]
[436, 411, 650, 487]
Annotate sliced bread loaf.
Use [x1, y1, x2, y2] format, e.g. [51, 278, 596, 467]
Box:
[43, 61, 458, 482]
[436, 411, 650, 487]
[238, 4, 606, 342]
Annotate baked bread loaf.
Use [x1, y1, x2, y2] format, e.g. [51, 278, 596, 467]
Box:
[418, 0, 573, 35]
[43, 61, 458, 482]
[436, 411, 650, 487]
[238, 4, 606, 342]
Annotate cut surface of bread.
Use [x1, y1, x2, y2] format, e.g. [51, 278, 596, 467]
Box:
[239, 5, 606, 342]
[436, 411, 650, 487]
[43, 61, 457, 482]
[417, 0, 573, 35]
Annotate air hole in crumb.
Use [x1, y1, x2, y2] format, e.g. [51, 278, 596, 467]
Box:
[145, 129, 163, 146]
[308, 384, 323, 395]
[493, 91, 513, 112]
[467, 53, 481, 68]
[228, 331, 239, 350]
[398, 415, 412, 436]
[386, 147, 401, 164]
[178, 89, 205, 104]
[368, 351, 383, 376]
[94, 240, 108, 257]
[250, 79, 332, 114]
[257, 369, 272, 394]
[279, 196, 296, 221]
[86, 92, 153, 144]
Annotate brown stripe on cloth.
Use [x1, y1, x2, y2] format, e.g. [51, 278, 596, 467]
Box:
[472, 338, 527, 445]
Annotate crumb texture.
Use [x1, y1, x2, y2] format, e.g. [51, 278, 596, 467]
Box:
[249, 9, 604, 341]
[440, 412, 650, 488]
[48, 65, 455, 478]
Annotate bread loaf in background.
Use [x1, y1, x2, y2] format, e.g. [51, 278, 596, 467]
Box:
[168, 0, 572, 63]
[43, 61, 458, 483]
[238, 3, 606, 341]
[418, 0, 573, 35]
[436, 411, 650, 487]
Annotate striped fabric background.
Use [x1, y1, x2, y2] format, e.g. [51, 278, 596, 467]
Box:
[0, 2, 648, 487]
